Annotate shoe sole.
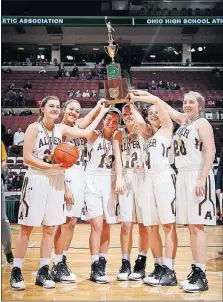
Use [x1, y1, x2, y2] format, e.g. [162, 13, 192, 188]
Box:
[35, 281, 55, 289]
[129, 276, 145, 281]
[117, 277, 130, 281]
[10, 286, 25, 291]
[61, 280, 76, 284]
[183, 286, 208, 293]
[148, 281, 178, 287]
[90, 277, 109, 284]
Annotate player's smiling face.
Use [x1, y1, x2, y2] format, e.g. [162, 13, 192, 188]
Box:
[42, 99, 60, 120]
[147, 105, 161, 127]
[122, 106, 134, 126]
[183, 95, 201, 119]
[103, 112, 120, 133]
[64, 101, 81, 125]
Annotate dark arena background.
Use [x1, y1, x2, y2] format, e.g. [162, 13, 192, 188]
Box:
[1, 0, 223, 300]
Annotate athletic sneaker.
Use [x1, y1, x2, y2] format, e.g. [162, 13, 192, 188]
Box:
[62, 256, 76, 283]
[129, 256, 146, 280]
[51, 261, 76, 283]
[180, 264, 196, 288]
[183, 267, 208, 293]
[6, 252, 14, 264]
[147, 265, 177, 286]
[10, 267, 26, 290]
[90, 261, 109, 284]
[99, 257, 107, 275]
[143, 263, 164, 284]
[117, 259, 131, 281]
[35, 265, 55, 289]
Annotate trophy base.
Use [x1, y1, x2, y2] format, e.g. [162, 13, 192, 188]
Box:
[104, 77, 128, 100]
[106, 99, 127, 105]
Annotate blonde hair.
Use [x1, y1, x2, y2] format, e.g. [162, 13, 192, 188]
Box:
[38, 95, 59, 122]
[184, 91, 205, 115]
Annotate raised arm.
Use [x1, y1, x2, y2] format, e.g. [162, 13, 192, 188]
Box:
[113, 131, 125, 195]
[129, 104, 152, 139]
[61, 104, 110, 139]
[128, 89, 187, 125]
[195, 119, 216, 196]
[75, 99, 103, 129]
[128, 93, 173, 133]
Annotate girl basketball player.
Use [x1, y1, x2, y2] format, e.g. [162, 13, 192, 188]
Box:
[52, 99, 103, 283]
[84, 108, 125, 283]
[117, 104, 152, 281]
[130, 90, 216, 293]
[127, 91, 178, 287]
[10, 96, 111, 290]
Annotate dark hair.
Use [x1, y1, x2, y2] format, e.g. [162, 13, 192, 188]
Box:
[62, 99, 81, 111]
[104, 108, 122, 123]
[38, 96, 59, 121]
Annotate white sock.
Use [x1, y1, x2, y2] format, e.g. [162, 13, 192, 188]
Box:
[196, 262, 206, 272]
[99, 253, 107, 261]
[122, 254, 130, 261]
[54, 254, 63, 265]
[154, 257, 163, 266]
[91, 255, 99, 264]
[40, 258, 50, 268]
[13, 258, 23, 269]
[164, 258, 174, 270]
[63, 250, 68, 256]
[138, 252, 147, 257]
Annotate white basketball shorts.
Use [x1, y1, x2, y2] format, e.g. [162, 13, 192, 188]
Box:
[64, 166, 85, 218]
[84, 172, 119, 224]
[176, 169, 216, 225]
[141, 169, 176, 226]
[18, 172, 66, 227]
[119, 171, 145, 223]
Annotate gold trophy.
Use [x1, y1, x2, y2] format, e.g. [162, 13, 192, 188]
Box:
[104, 16, 128, 105]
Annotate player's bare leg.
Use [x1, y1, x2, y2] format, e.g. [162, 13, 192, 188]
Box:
[89, 216, 108, 283]
[52, 217, 77, 283]
[10, 225, 33, 290]
[129, 224, 148, 280]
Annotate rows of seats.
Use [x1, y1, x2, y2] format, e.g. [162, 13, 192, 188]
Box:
[2, 72, 100, 107]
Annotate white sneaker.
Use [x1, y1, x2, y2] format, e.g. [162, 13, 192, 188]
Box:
[90, 261, 109, 284]
[183, 267, 208, 293]
[35, 265, 55, 289]
[117, 259, 131, 281]
[143, 263, 164, 284]
[10, 267, 26, 291]
[180, 264, 196, 288]
[61, 272, 76, 283]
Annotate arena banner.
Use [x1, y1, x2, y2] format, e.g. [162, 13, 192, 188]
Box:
[1, 16, 223, 26]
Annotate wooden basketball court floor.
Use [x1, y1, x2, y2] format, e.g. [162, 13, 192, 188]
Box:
[2, 224, 223, 301]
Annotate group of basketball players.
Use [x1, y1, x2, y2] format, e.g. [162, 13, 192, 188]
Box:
[10, 89, 216, 294]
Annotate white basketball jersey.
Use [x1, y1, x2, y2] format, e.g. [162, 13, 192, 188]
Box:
[173, 119, 204, 171]
[86, 130, 116, 175]
[63, 131, 87, 170]
[143, 130, 172, 173]
[121, 129, 143, 172]
[33, 122, 62, 161]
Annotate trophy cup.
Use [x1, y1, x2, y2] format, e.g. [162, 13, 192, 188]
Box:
[104, 17, 128, 105]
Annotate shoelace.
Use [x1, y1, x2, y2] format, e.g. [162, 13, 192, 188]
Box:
[12, 268, 23, 282]
[94, 262, 105, 276]
[186, 265, 196, 281]
[99, 258, 107, 273]
[120, 260, 130, 273]
[62, 257, 72, 275]
[39, 266, 52, 282]
[149, 264, 163, 278]
[133, 259, 144, 272]
[188, 269, 202, 284]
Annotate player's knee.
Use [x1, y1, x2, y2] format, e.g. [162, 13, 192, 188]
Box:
[66, 217, 77, 229]
[91, 220, 103, 233]
[20, 225, 33, 238]
[189, 224, 204, 235]
[138, 223, 148, 236]
[163, 223, 176, 233]
[148, 225, 159, 235]
[43, 225, 55, 236]
[121, 222, 132, 235]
